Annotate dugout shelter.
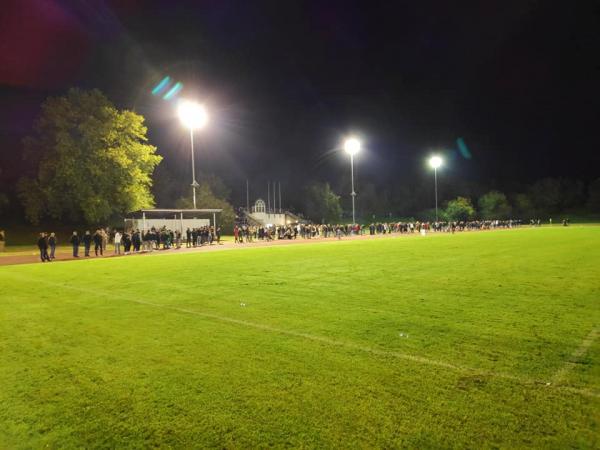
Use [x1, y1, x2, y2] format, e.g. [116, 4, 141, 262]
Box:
[125, 209, 223, 234]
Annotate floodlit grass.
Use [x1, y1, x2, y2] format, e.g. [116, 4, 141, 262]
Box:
[1, 227, 599, 448]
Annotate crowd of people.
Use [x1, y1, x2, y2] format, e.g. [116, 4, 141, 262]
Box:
[232, 219, 526, 243]
[36, 225, 222, 262]
[34, 217, 567, 262]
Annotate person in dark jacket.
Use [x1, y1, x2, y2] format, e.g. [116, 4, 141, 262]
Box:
[132, 230, 141, 252]
[123, 231, 132, 254]
[83, 231, 92, 256]
[37, 232, 50, 262]
[48, 232, 57, 259]
[186, 228, 192, 247]
[70, 231, 80, 257]
[93, 229, 103, 256]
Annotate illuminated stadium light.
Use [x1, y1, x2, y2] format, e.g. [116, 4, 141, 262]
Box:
[178, 100, 208, 208]
[429, 155, 443, 169]
[344, 137, 361, 156]
[178, 100, 208, 130]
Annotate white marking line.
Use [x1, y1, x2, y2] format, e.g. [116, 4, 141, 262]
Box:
[552, 327, 599, 385]
[4, 273, 600, 399]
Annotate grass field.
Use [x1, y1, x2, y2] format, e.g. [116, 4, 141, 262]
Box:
[1, 227, 599, 448]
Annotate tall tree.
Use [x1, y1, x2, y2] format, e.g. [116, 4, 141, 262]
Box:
[478, 191, 512, 219]
[513, 193, 534, 218]
[18, 88, 161, 224]
[528, 177, 585, 214]
[445, 197, 476, 221]
[303, 181, 342, 223]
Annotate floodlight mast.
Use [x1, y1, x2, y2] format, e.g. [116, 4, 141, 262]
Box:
[178, 100, 208, 209]
[428, 156, 443, 222]
[344, 137, 361, 225]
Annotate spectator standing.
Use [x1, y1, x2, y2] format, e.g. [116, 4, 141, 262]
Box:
[70, 231, 80, 257]
[93, 229, 103, 256]
[101, 228, 108, 253]
[114, 231, 122, 255]
[83, 231, 92, 256]
[122, 231, 132, 254]
[48, 232, 57, 259]
[37, 232, 50, 262]
[132, 230, 141, 252]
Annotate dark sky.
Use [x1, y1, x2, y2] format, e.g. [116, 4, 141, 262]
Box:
[1, 0, 599, 207]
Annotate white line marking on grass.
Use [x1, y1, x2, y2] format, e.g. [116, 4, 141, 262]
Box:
[552, 327, 599, 385]
[4, 273, 600, 400]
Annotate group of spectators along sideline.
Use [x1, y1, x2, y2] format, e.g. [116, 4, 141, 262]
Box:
[35, 218, 569, 263]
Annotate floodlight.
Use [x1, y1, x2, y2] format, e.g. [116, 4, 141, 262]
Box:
[178, 100, 208, 130]
[344, 137, 361, 156]
[429, 155, 443, 169]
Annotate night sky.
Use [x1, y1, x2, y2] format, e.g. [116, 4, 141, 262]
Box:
[1, 0, 599, 208]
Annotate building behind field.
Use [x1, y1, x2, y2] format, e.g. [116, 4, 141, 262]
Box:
[243, 199, 302, 226]
[125, 209, 222, 233]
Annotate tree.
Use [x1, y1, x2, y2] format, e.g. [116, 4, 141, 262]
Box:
[175, 182, 235, 231]
[513, 193, 533, 218]
[358, 182, 379, 218]
[478, 191, 512, 219]
[445, 197, 476, 221]
[558, 178, 584, 210]
[17, 88, 161, 224]
[587, 178, 600, 213]
[528, 178, 562, 214]
[303, 182, 342, 223]
[528, 177, 585, 215]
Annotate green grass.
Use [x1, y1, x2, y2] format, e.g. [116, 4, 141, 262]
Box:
[1, 227, 599, 448]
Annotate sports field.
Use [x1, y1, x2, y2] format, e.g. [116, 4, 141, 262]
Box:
[1, 227, 599, 448]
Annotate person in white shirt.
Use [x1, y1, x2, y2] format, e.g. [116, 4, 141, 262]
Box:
[114, 231, 122, 255]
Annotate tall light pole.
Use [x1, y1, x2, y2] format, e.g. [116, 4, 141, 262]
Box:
[429, 155, 443, 222]
[178, 100, 208, 209]
[344, 137, 361, 224]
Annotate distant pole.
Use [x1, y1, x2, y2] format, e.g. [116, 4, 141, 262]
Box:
[273, 181, 276, 213]
[434, 166, 438, 222]
[190, 128, 197, 209]
[343, 137, 361, 226]
[246, 179, 250, 211]
[428, 156, 443, 222]
[267, 181, 270, 213]
[350, 153, 356, 225]
[278, 182, 282, 213]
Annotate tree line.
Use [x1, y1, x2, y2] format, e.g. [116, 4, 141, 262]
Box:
[299, 177, 600, 224]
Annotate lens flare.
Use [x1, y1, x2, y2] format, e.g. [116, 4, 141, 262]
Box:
[163, 82, 183, 100]
[457, 137, 472, 159]
[151, 76, 171, 95]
